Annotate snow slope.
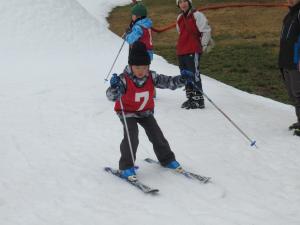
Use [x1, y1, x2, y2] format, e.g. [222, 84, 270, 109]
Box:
[0, 1, 299, 225]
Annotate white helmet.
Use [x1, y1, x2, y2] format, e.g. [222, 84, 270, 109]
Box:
[176, 0, 192, 6]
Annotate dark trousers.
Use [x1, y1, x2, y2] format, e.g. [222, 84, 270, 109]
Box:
[119, 115, 176, 170]
[178, 53, 203, 95]
[282, 69, 300, 122]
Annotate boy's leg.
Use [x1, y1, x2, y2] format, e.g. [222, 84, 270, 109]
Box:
[283, 69, 300, 123]
[185, 53, 202, 89]
[137, 115, 176, 166]
[283, 69, 294, 102]
[180, 53, 204, 109]
[185, 53, 204, 94]
[178, 55, 194, 108]
[287, 70, 300, 122]
[119, 117, 139, 170]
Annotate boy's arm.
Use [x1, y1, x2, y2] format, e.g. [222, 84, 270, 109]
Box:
[125, 25, 143, 45]
[106, 74, 126, 101]
[151, 71, 185, 90]
[193, 11, 211, 48]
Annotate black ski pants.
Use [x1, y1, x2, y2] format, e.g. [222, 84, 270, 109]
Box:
[282, 69, 300, 122]
[178, 53, 203, 94]
[119, 115, 176, 170]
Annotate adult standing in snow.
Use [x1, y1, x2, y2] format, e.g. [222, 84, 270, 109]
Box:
[176, 0, 212, 109]
[279, 0, 300, 136]
[106, 42, 193, 180]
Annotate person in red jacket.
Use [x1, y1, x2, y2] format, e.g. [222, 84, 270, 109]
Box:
[176, 0, 212, 109]
[106, 41, 193, 180]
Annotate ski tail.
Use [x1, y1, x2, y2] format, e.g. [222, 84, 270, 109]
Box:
[104, 167, 159, 194]
[144, 158, 211, 183]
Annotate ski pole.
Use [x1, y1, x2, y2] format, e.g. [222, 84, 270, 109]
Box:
[104, 34, 126, 82]
[200, 89, 257, 148]
[119, 97, 136, 167]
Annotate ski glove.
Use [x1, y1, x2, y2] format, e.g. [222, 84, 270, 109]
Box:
[110, 73, 122, 89]
[110, 73, 124, 100]
[180, 69, 194, 83]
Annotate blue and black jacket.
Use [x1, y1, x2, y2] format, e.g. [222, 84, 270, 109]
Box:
[279, 2, 300, 70]
[125, 17, 154, 60]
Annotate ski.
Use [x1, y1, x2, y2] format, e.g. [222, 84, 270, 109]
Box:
[104, 167, 159, 194]
[144, 158, 211, 183]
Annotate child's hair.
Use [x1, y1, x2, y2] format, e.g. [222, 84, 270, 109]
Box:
[128, 42, 151, 66]
[131, 3, 147, 17]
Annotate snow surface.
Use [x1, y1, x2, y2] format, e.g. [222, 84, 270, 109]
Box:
[0, 0, 299, 225]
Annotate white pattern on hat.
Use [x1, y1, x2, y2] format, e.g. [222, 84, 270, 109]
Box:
[176, 0, 192, 6]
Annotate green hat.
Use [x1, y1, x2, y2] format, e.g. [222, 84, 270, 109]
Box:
[131, 3, 147, 17]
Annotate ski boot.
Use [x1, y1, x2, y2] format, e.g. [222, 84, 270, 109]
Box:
[188, 94, 205, 109]
[294, 128, 300, 136]
[181, 89, 193, 109]
[166, 160, 183, 172]
[181, 90, 205, 109]
[187, 95, 205, 109]
[181, 99, 192, 108]
[289, 122, 300, 130]
[120, 167, 137, 181]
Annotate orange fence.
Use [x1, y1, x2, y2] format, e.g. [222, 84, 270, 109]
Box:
[151, 2, 289, 33]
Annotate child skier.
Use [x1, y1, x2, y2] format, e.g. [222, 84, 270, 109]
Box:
[106, 41, 193, 181]
[176, 0, 212, 109]
[125, 3, 154, 60]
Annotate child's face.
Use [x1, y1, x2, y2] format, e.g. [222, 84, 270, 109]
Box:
[131, 65, 149, 78]
[178, 0, 190, 12]
[132, 15, 137, 21]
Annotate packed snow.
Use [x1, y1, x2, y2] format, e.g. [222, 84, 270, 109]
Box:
[0, 0, 299, 225]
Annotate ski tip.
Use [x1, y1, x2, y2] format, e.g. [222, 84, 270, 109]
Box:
[147, 189, 159, 194]
[204, 177, 212, 183]
[104, 167, 112, 172]
[144, 158, 155, 163]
